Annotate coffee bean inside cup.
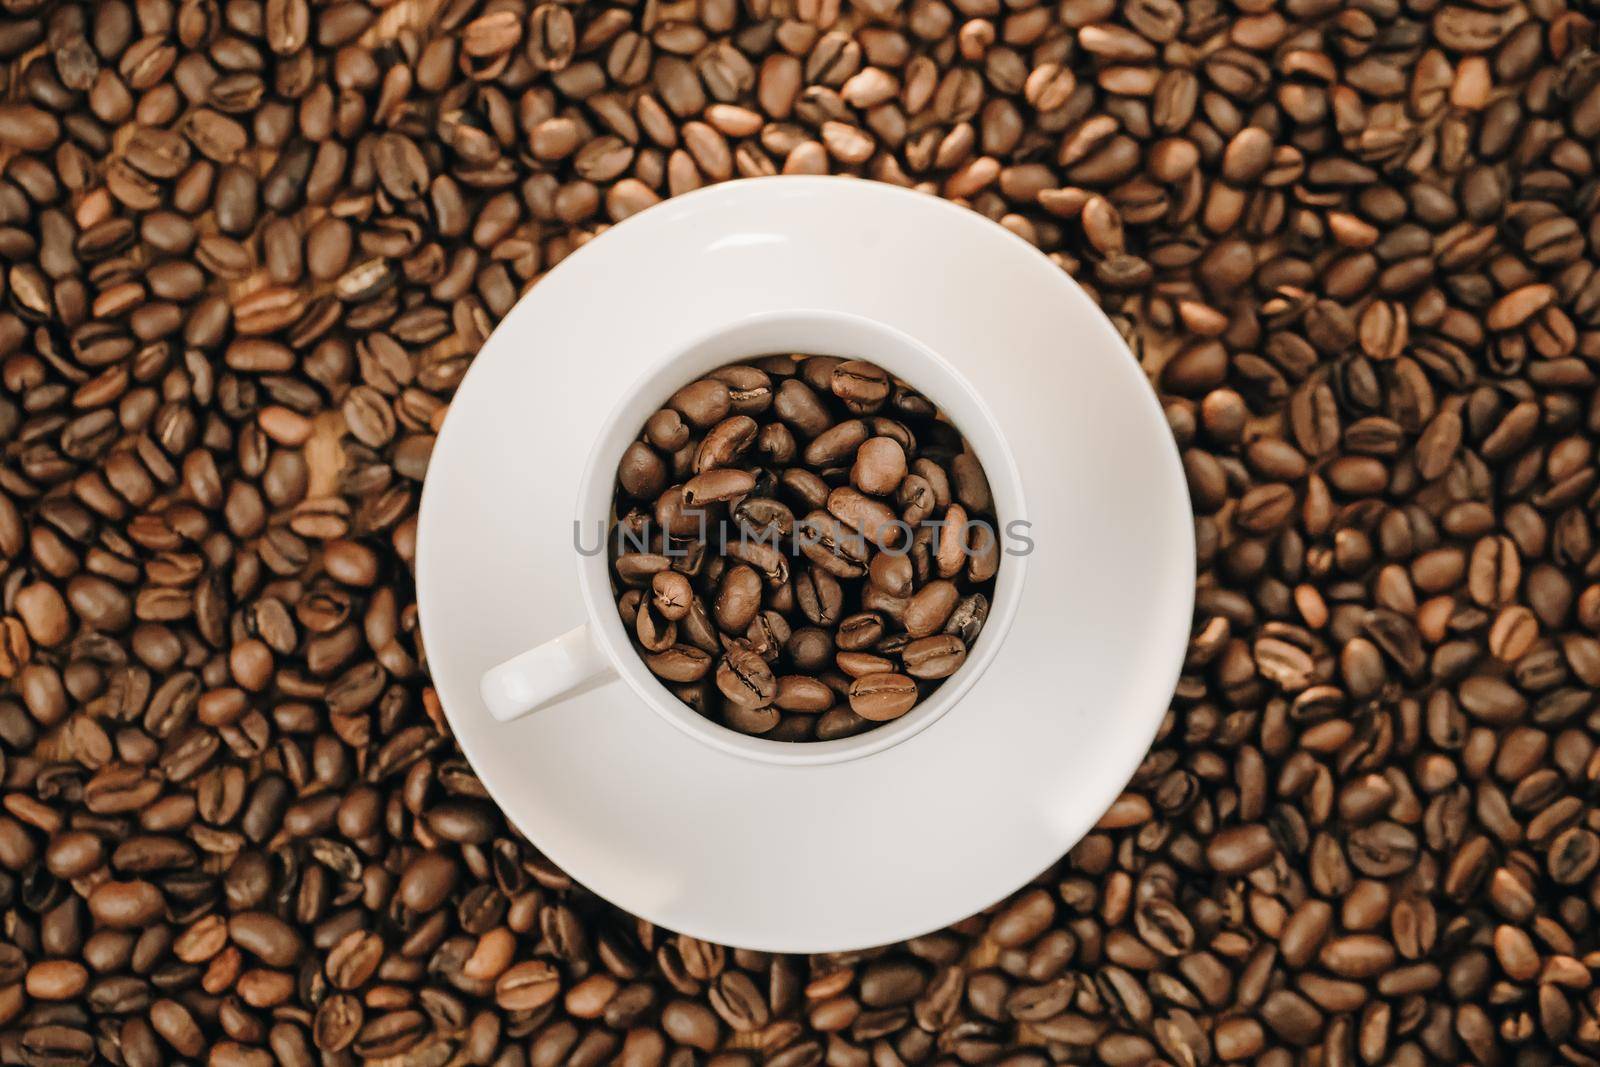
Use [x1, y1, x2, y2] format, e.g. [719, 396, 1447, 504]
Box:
[610, 357, 1001, 741]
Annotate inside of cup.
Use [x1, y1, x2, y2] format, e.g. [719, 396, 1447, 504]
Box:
[577, 308, 1030, 767]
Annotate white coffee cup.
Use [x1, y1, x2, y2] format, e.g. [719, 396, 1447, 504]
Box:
[479, 308, 1028, 767]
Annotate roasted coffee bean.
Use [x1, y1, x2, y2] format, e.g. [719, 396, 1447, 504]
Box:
[847, 673, 918, 721]
[682, 468, 757, 506]
[774, 675, 834, 713]
[645, 644, 714, 683]
[852, 437, 907, 496]
[901, 635, 967, 679]
[229, 912, 303, 967]
[496, 960, 561, 1011]
[715, 644, 777, 709]
[618, 443, 668, 499]
[17, 1026, 94, 1067]
[831, 361, 892, 413]
[797, 511, 872, 579]
[313, 993, 363, 1052]
[668, 379, 732, 429]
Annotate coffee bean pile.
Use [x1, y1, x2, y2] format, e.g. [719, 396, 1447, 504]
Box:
[1, 0, 1599, 1061]
[612, 356, 999, 741]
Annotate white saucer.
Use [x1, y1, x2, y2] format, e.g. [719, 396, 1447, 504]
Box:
[416, 177, 1194, 952]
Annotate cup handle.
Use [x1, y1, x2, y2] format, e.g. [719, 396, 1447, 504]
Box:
[480, 624, 615, 722]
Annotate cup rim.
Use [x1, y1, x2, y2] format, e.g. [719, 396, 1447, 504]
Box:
[572, 307, 1029, 766]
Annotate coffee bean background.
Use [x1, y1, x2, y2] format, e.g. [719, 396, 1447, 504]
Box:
[1, 0, 1599, 1061]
